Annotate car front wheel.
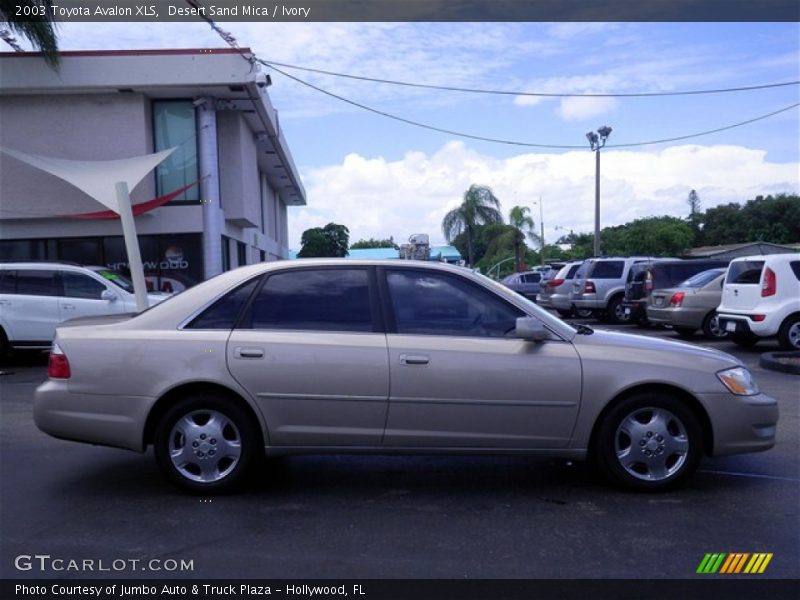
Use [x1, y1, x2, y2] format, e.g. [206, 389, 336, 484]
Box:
[595, 392, 703, 491]
[154, 394, 260, 493]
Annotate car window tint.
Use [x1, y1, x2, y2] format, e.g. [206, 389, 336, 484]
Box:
[14, 269, 58, 296]
[790, 261, 800, 281]
[565, 264, 581, 279]
[248, 269, 372, 332]
[726, 260, 764, 284]
[680, 268, 726, 288]
[186, 276, 262, 330]
[591, 261, 624, 278]
[61, 272, 107, 299]
[387, 270, 524, 338]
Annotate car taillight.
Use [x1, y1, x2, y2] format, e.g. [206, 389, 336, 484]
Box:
[761, 267, 776, 297]
[584, 281, 596, 294]
[48, 342, 71, 379]
[548, 278, 565, 287]
[669, 292, 685, 307]
[645, 280, 653, 293]
[751, 314, 766, 322]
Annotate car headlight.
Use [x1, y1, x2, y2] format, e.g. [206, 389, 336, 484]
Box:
[717, 367, 760, 396]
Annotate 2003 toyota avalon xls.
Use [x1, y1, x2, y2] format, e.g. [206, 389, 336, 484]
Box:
[34, 260, 778, 493]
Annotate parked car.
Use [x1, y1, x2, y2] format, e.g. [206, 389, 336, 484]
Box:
[35, 259, 777, 493]
[501, 270, 542, 301]
[623, 260, 729, 325]
[717, 253, 800, 349]
[647, 268, 728, 339]
[537, 261, 592, 318]
[0, 262, 168, 353]
[570, 257, 665, 324]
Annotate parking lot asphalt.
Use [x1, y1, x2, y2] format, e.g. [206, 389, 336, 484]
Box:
[1, 320, 797, 580]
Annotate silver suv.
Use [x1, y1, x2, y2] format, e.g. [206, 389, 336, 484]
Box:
[570, 257, 665, 324]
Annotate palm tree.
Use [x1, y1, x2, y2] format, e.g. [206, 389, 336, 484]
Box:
[508, 205, 538, 272]
[0, 0, 59, 68]
[442, 184, 503, 267]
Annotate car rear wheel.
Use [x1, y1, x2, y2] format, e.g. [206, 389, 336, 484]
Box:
[595, 392, 702, 491]
[574, 307, 594, 319]
[606, 296, 631, 325]
[702, 312, 729, 340]
[557, 309, 572, 318]
[154, 394, 260, 493]
[777, 315, 800, 350]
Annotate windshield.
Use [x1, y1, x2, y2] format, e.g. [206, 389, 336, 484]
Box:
[680, 268, 726, 288]
[90, 267, 135, 293]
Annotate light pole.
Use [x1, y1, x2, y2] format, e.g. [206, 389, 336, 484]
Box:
[534, 197, 546, 266]
[586, 125, 612, 257]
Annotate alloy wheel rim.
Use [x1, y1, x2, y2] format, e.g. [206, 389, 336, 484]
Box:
[789, 322, 800, 349]
[614, 407, 689, 482]
[709, 315, 727, 338]
[168, 410, 242, 483]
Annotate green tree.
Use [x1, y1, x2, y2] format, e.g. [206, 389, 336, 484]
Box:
[687, 189, 703, 240]
[0, 1, 59, 68]
[297, 223, 350, 258]
[508, 205, 539, 272]
[442, 184, 504, 266]
[350, 236, 398, 249]
[452, 223, 510, 267]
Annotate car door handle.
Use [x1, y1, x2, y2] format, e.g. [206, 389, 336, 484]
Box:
[62, 303, 75, 310]
[234, 346, 265, 359]
[399, 353, 430, 365]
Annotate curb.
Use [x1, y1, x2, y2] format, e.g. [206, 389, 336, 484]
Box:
[759, 351, 800, 375]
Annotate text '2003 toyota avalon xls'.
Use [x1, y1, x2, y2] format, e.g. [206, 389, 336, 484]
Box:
[34, 260, 778, 493]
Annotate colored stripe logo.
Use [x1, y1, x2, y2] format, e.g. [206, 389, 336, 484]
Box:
[697, 553, 773, 574]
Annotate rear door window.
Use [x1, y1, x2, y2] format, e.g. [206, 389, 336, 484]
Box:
[726, 261, 764, 284]
[245, 268, 374, 333]
[186, 277, 262, 330]
[591, 261, 624, 278]
[790, 261, 800, 281]
[13, 270, 59, 296]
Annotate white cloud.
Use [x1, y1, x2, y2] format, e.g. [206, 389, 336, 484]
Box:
[557, 97, 618, 121]
[289, 141, 799, 249]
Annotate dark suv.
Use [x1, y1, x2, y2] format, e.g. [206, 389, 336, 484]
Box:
[622, 259, 729, 325]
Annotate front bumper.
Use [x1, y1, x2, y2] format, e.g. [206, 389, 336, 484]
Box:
[34, 379, 155, 452]
[698, 391, 778, 456]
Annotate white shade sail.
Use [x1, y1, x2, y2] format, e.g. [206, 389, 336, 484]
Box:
[0, 146, 176, 214]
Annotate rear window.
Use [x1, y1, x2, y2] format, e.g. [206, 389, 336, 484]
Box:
[522, 273, 541, 283]
[680, 268, 725, 288]
[790, 261, 800, 281]
[565, 263, 582, 279]
[590, 260, 624, 279]
[726, 260, 764, 284]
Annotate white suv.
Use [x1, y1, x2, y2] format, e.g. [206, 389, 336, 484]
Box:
[0, 262, 168, 353]
[717, 253, 800, 349]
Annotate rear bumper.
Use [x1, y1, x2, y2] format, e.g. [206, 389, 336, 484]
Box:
[698, 391, 778, 456]
[34, 379, 154, 452]
[717, 312, 780, 337]
[647, 306, 706, 328]
[621, 300, 646, 320]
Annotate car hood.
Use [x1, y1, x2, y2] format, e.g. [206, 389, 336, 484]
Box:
[572, 327, 741, 371]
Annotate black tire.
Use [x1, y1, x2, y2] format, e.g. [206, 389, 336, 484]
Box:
[594, 392, 703, 491]
[777, 315, 800, 350]
[557, 309, 572, 318]
[575, 307, 594, 319]
[154, 394, 261, 493]
[674, 326, 696, 339]
[732, 333, 759, 347]
[701, 311, 729, 340]
[606, 296, 631, 325]
[0, 328, 12, 362]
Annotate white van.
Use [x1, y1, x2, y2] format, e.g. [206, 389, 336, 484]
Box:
[0, 262, 168, 353]
[717, 253, 800, 349]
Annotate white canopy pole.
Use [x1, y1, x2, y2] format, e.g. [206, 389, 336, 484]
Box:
[115, 181, 149, 311]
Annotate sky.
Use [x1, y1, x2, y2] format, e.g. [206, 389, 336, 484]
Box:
[40, 21, 800, 248]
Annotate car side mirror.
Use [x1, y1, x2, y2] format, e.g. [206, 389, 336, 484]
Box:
[101, 289, 118, 302]
[515, 317, 549, 342]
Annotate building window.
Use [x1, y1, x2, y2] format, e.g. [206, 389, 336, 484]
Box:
[153, 101, 199, 203]
[237, 241, 247, 267]
[222, 236, 231, 271]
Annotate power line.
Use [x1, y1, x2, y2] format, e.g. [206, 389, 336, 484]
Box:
[260, 59, 800, 98]
[264, 60, 800, 149]
[193, 11, 800, 149]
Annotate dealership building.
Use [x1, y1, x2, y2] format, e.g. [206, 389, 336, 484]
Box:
[0, 48, 306, 291]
